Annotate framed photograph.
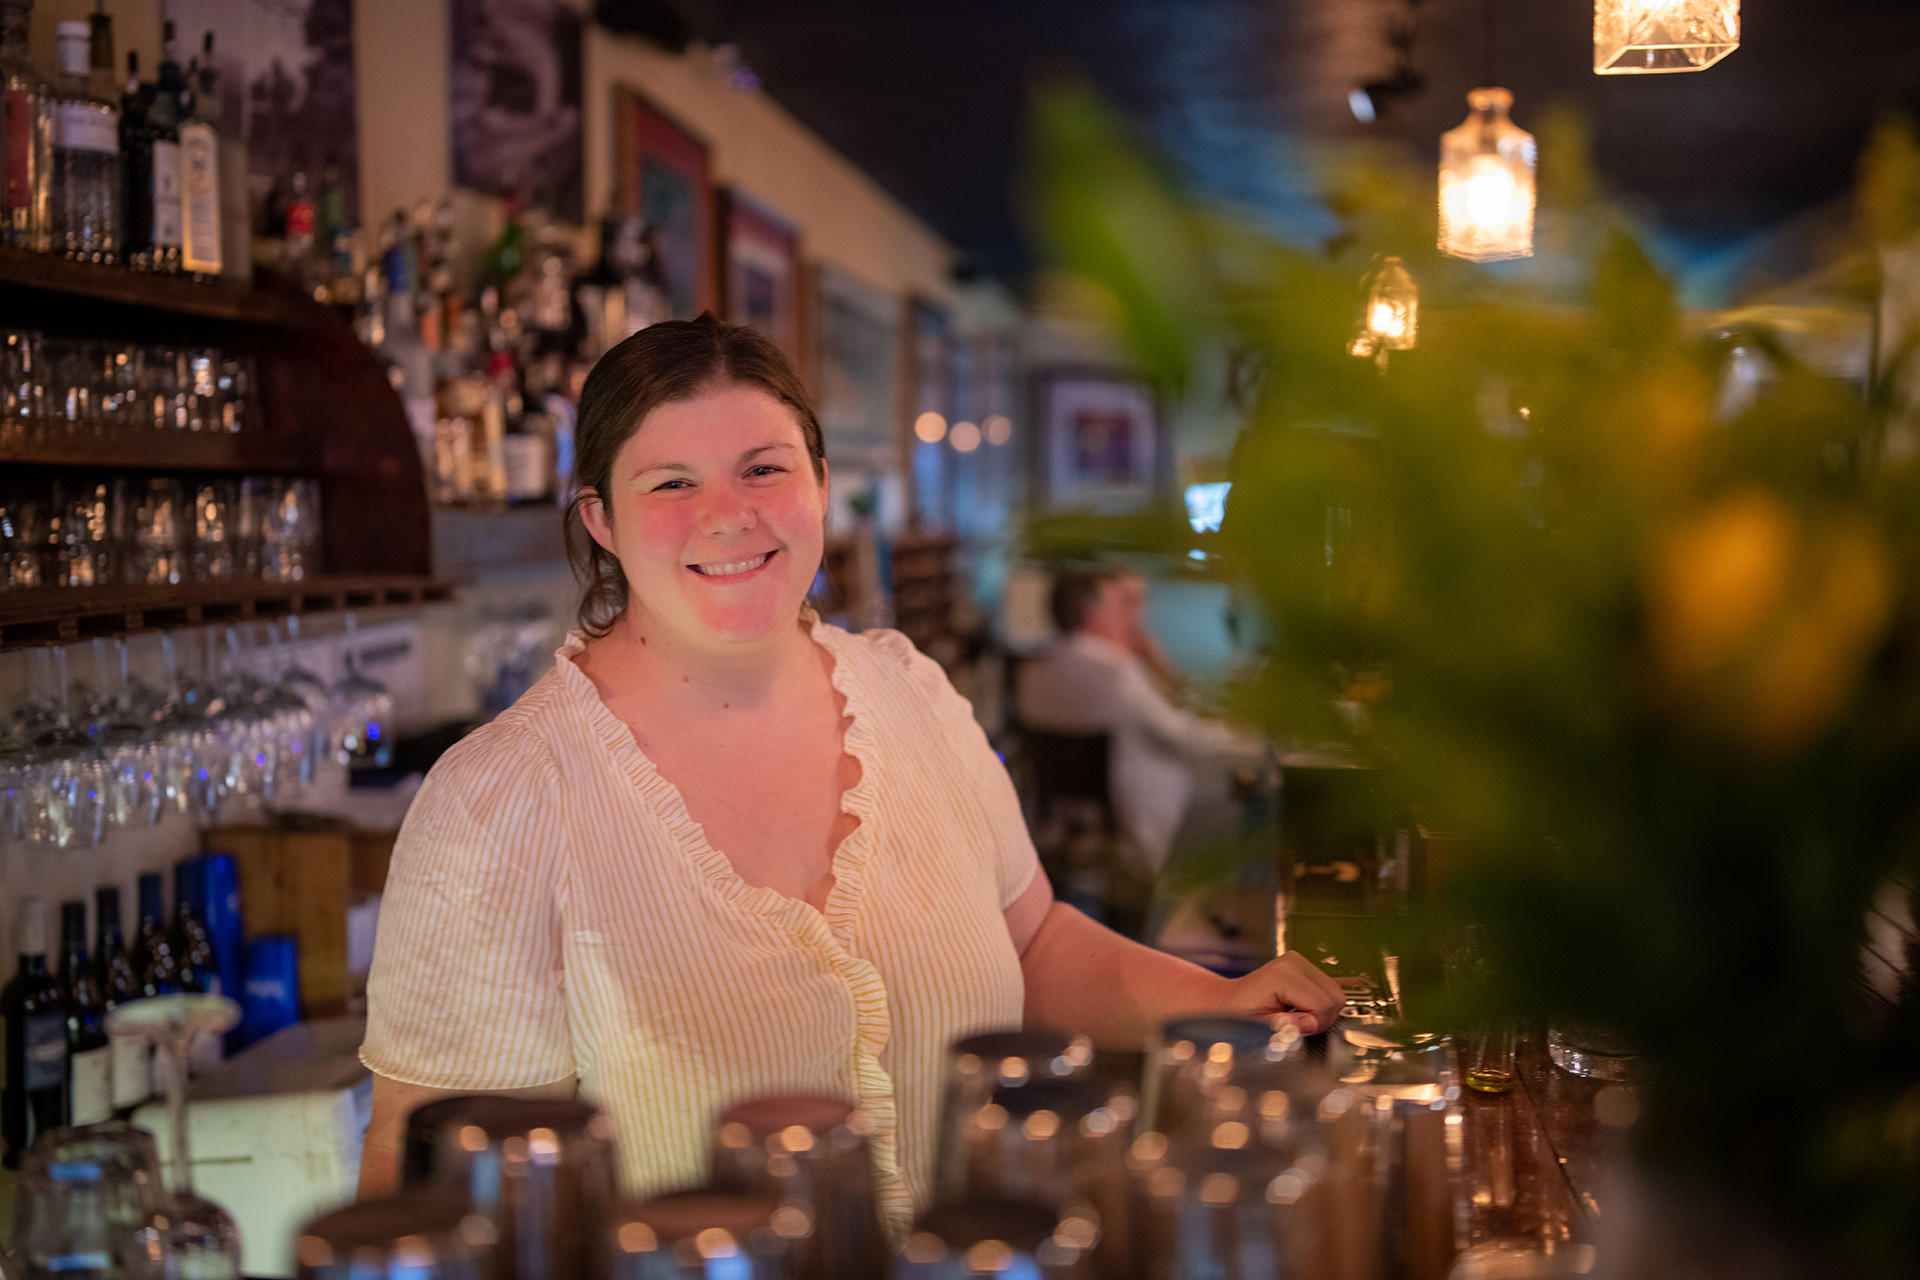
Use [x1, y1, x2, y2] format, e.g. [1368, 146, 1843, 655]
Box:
[718, 188, 800, 360]
[1039, 370, 1159, 513]
[170, 0, 359, 229]
[814, 264, 902, 530]
[615, 89, 713, 319]
[450, 0, 584, 222]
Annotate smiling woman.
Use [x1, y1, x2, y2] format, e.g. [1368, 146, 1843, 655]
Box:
[354, 315, 1344, 1220]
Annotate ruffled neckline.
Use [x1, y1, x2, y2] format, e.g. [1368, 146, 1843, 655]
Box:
[552, 616, 883, 946]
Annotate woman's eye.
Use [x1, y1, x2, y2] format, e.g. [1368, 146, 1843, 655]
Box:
[652, 479, 692, 492]
[746, 465, 785, 478]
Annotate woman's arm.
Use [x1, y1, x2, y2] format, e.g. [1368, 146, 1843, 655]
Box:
[1005, 873, 1344, 1050]
[358, 1073, 579, 1199]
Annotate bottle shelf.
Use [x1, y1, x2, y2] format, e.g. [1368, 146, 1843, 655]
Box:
[0, 245, 298, 327]
[0, 426, 319, 473]
[0, 575, 452, 649]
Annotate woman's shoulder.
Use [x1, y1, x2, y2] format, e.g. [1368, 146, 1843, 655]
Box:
[815, 620, 952, 698]
[417, 671, 571, 813]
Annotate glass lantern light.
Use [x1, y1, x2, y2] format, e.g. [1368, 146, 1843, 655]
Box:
[1595, 0, 1738, 75]
[1348, 256, 1418, 365]
[1438, 88, 1536, 263]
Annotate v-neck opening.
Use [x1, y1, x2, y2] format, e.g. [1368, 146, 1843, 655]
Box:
[558, 614, 883, 947]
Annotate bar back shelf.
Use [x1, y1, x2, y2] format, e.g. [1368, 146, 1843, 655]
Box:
[0, 256, 437, 648]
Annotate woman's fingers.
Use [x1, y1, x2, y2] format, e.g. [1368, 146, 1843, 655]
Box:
[1224, 952, 1346, 1033]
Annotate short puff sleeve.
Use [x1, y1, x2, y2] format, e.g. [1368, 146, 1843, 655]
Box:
[871, 629, 1041, 910]
[359, 723, 575, 1090]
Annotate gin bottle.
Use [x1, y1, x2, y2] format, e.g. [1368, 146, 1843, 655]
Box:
[0, 0, 50, 252]
[50, 19, 119, 262]
[178, 31, 221, 278]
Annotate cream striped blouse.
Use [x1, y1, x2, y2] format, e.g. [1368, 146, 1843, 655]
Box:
[360, 617, 1039, 1224]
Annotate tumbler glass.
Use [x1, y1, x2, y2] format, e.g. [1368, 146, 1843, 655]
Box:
[709, 1095, 889, 1280]
[605, 1191, 800, 1280]
[14, 1121, 166, 1280]
[130, 479, 184, 587]
[294, 1192, 492, 1280]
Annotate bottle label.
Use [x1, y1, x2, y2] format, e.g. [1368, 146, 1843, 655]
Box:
[4, 88, 35, 211]
[151, 139, 182, 248]
[111, 1035, 147, 1109]
[69, 1043, 111, 1124]
[54, 102, 117, 155]
[179, 122, 221, 273]
[24, 1013, 66, 1092]
[286, 199, 313, 239]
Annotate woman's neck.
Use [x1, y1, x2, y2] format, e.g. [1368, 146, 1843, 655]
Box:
[593, 609, 815, 712]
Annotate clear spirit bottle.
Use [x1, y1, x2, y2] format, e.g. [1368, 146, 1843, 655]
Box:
[0, 0, 50, 252]
[178, 31, 221, 278]
[49, 20, 118, 263]
[144, 22, 185, 273]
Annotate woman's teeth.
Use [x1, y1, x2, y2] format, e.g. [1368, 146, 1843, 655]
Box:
[691, 552, 772, 577]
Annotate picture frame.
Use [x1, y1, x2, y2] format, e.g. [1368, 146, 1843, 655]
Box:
[613, 87, 714, 319]
[717, 187, 801, 361]
[1038, 369, 1160, 514]
[449, 0, 583, 222]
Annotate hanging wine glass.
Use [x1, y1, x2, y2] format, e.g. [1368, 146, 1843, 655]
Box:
[25, 645, 106, 848]
[106, 993, 244, 1280]
[331, 613, 392, 765]
[276, 617, 332, 790]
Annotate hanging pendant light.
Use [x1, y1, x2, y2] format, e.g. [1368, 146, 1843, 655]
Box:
[1594, 0, 1738, 74]
[1438, 88, 1536, 263]
[1349, 256, 1418, 365]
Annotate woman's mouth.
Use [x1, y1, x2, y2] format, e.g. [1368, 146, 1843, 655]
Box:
[688, 551, 775, 578]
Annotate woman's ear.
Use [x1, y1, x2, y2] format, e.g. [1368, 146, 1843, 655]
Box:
[578, 489, 616, 554]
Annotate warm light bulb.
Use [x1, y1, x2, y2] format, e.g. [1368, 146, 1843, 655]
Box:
[1595, 0, 1738, 73]
[913, 411, 947, 444]
[1463, 159, 1518, 230]
[983, 414, 1012, 445]
[1368, 302, 1404, 340]
[950, 420, 982, 452]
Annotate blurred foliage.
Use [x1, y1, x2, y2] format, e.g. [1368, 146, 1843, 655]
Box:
[1030, 89, 1920, 1261]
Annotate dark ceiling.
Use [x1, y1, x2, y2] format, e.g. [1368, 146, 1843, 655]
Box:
[654, 0, 1920, 285]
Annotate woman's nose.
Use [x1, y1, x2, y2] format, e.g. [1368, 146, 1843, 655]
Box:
[695, 487, 758, 537]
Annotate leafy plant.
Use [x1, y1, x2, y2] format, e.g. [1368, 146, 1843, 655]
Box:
[1029, 84, 1920, 1261]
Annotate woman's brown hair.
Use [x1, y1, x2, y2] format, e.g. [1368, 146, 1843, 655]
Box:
[565, 313, 827, 637]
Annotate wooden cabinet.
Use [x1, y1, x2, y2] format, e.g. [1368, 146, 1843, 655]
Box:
[0, 252, 441, 648]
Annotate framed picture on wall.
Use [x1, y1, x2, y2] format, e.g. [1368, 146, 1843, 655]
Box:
[614, 88, 713, 319]
[718, 188, 800, 360]
[815, 264, 902, 530]
[449, 0, 583, 222]
[1039, 369, 1159, 514]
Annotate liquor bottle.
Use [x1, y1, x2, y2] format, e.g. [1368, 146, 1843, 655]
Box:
[87, 8, 116, 100]
[93, 886, 147, 1113]
[318, 152, 354, 293]
[49, 19, 119, 263]
[178, 32, 221, 277]
[283, 168, 314, 285]
[3, 899, 68, 1166]
[132, 871, 178, 997]
[0, 0, 51, 251]
[58, 901, 111, 1126]
[141, 24, 183, 273]
[572, 214, 627, 362]
[119, 51, 152, 265]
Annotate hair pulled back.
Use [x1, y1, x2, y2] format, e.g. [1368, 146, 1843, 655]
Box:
[565, 313, 826, 637]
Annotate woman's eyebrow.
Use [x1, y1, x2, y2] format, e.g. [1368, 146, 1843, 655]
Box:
[628, 461, 696, 481]
[740, 443, 799, 463]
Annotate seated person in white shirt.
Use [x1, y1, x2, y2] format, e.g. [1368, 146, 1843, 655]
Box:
[1016, 569, 1264, 873]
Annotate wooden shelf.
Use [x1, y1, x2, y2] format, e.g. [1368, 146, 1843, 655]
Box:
[0, 426, 319, 473]
[0, 575, 450, 649]
[0, 245, 299, 327]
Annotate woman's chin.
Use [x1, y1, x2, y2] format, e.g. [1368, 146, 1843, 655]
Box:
[689, 591, 807, 646]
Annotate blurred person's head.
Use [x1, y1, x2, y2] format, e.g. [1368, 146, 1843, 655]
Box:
[1051, 568, 1147, 643]
[570, 314, 828, 649]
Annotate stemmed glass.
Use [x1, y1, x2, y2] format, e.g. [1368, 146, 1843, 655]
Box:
[331, 613, 392, 765]
[106, 992, 245, 1280]
[23, 645, 106, 848]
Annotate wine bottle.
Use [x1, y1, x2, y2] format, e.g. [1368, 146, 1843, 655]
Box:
[3, 899, 68, 1166]
[94, 886, 147, 1113]
[172, 859, 213, 996]
[58, 901, 111, 1125]
[132, 871, 177, 997]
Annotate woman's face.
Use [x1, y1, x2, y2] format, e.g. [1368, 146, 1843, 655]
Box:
[584, 383, 827, 650]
